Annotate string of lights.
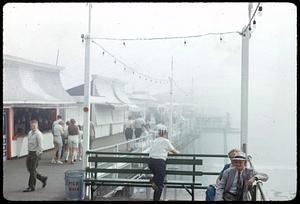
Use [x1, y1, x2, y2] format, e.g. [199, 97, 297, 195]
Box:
[91, 39, 169, 84]
[91, 31, 241, 41]
[242, 2, 262, 34]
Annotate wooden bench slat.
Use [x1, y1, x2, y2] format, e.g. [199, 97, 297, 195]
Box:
[84, 178, 202, 185]
[88, 157, 202, 165]
[86, 168, 203, 176]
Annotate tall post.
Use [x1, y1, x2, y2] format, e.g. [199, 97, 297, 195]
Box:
[240, 3, 252, 155]
[169, 57, 174, 139]
[55, 49, 59, 66]
[83, 3, 92, 199]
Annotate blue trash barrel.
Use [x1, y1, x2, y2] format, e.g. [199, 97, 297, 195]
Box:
[65, 170, 85, 200]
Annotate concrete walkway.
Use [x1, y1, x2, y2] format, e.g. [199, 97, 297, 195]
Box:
[3, 132, 128, 201]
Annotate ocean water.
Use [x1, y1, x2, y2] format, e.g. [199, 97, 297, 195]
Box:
[179, 131, 297, 201]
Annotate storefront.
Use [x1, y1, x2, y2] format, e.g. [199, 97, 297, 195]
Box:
[3, 55, 75, 159]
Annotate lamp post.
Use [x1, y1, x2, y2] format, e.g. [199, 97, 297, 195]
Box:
[240, 3, 252, 155]
[83, 2, 92, 199]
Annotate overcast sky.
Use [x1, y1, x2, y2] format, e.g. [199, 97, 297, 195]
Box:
[3, 3, 296, 159]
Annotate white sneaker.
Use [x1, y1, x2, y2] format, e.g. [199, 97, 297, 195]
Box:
[79, 157, 82, 161]
[51, 159, 56, 164]
[56, 160, 63, 164]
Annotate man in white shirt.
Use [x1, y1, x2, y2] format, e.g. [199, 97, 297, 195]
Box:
[23, 120, 48, 192]
[148, 125, 179, 201]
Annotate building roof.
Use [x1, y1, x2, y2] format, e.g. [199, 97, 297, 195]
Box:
[3, 55, 75, 105]
[127, 91, 157, 102]
[67, 75, 131, 106]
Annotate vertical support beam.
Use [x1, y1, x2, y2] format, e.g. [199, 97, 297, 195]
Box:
[192, 156, 195, 201]
[83, 3, 92, 199]
[240, 3, 252, 155]
[241, 27, 250, 155]
[169, 57, 174, 139]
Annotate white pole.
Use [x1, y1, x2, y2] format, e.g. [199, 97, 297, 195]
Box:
[83, 3, 92, 199]
[240, 3, 252, 155]
[169, 56, 174, 139]
[55, 49, 59, 66]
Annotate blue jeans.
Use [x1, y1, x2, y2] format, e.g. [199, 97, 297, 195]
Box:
[206, 185, 216, 201]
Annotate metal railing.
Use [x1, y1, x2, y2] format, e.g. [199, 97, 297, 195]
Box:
[247, 155, 266, 201]
[88, 131, 156, 179]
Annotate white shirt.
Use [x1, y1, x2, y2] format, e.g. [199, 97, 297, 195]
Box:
[125, 119, 134, 129]
[134, 117, 145, 129]
[53, 123, 63, 137]
[28, 129, 43, 155]
[149, 137, 175, 160]
[229, 170, 244, 194]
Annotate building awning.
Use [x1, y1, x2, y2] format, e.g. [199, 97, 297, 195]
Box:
[3, 55, 75, 105]
[128, 104, 141, 111]
[93, 76, 123, 105]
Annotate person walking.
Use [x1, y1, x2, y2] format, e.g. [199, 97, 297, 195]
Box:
[124, 116, 134, 151]
[51, 120, 64, 164]
[148, 125, 179, 201]
[67, 119, 79, 164]
[23, 120, 48, 192]
[133, 114, 145, 138]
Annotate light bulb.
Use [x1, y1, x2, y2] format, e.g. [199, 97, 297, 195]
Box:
[258, 6, 262, 16]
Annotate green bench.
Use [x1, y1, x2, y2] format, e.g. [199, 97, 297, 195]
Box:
[84, 151, 227, 200]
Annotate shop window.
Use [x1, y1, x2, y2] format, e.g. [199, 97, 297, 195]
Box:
[14, 108, 56, 136]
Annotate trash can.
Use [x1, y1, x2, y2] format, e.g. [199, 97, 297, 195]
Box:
[65, 170, 85, 201]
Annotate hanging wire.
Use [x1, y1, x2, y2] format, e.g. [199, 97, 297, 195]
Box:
[91, 39, 169, 84]
[91, 31, 241, 41]
[242, 2, 261, 34]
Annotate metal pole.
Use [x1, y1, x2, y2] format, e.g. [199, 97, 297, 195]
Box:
[55, 49, 59, 66]
[240, 3, 252, 155]
[169, 57, 174, 139]
[83, 2, 92, 199]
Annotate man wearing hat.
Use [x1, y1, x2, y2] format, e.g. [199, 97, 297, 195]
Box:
[148, 125, 180, 201]
[215, 152, 268, 201]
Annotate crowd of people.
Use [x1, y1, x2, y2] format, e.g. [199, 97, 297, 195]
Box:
[50, 115, 95, 165]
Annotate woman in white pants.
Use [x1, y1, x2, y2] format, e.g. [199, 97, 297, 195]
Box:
[67, 119, 79, 164]
[52, 120, 64, 164]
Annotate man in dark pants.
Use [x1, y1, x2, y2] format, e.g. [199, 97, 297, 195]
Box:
[148, 125, 179, 201]
[23, 120, 48, 192]
[133, 114, 145, 138]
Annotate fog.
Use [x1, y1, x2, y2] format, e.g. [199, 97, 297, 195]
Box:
[3, 2, 297, 193]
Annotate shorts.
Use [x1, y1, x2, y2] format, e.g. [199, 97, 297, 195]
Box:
[125, 128, 133, 140]
[53, 136, 63, 145]
[68, 135, 79, 148]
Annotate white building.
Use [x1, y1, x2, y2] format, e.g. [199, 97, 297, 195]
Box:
[65, 75, 130, 138]
[3, 55, 76, 159]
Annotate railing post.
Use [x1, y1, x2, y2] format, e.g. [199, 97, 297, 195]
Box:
[252, 184, 257, 201]
[192, 156, 195, 201]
